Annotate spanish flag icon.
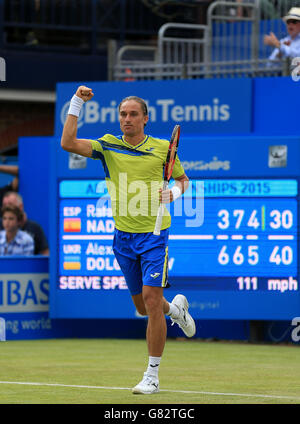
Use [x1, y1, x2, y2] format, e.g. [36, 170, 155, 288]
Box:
[64, 218, 81, 232]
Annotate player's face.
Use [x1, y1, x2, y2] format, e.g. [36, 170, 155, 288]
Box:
[286, 20, 300, 38]
[2, 212, 19, 233]
[119, 100, 148, 138]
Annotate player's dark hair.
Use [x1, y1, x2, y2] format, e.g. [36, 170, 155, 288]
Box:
[118, 96, 148, 116]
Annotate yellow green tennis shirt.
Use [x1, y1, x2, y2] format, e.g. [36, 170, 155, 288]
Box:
[90, 134, 185, 233]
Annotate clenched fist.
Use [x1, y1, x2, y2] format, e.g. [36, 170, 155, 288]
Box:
[75, 85, 94, 102]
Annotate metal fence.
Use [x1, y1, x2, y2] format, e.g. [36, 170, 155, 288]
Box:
[113, 0, 300, 80]
[114, 23, 209, 80]
[113, 22, 209, 80]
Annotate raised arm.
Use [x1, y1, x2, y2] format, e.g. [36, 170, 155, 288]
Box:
[61, 86, 94, 157]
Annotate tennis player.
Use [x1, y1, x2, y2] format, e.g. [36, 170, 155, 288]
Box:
[61, 86, 196, 395]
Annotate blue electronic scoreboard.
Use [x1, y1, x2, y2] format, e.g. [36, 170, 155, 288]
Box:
[49, 135, 300, 320]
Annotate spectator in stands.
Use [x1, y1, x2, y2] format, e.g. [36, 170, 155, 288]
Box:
[0, 164, 19, 205]
[1, 192, 49, 255]
[0, 205, 34, 256]
[264, 7, 300, 64]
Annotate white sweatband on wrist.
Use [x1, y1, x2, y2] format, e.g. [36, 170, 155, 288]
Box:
[68, 94, 84, 117]
[171, 185, 182, 201]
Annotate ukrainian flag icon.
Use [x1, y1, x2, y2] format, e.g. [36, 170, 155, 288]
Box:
[64, 218, 81, 232]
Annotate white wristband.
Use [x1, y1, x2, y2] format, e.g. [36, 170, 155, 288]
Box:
[68, 94, 84, 117]
[171, 185, 182, 201]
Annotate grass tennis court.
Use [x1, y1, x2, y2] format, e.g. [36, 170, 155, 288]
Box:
[0, 338, 299, 404]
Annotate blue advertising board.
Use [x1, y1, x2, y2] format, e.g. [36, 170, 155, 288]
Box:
[54, 79, 252, 138]
[253, 77, 300, 136]
[0, 257, 54, 340]
[49, 134, 300, 320]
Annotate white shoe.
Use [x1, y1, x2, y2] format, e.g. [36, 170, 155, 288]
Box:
[170, 294, 196, 337]
[132, 373, 159, 394]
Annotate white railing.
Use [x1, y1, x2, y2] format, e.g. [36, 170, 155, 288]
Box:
[113, 0, 295, 81]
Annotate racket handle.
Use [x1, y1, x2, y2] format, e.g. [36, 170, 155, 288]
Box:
[153, 204, 165, 236]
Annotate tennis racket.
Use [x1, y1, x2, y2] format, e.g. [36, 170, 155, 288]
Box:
[153, 124, 180, 236]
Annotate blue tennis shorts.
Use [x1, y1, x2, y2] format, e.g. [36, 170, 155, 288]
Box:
[112, 228, 169, 296]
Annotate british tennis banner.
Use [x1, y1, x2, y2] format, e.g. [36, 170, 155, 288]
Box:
[54, 78, 252, 137]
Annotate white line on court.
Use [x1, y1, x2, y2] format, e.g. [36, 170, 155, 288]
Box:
[0, 381, 299, 401]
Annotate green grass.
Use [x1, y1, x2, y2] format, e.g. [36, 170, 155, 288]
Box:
[0, 338, 299, 404]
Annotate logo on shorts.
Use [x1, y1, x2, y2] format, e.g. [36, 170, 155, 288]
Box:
[150, 273, 160, 279]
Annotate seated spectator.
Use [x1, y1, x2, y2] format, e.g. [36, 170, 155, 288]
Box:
[0, 164, 19, 205]
[264, 7, 300, 64]
[0, 205, 34, 256]
[1, 191, 49, 255]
